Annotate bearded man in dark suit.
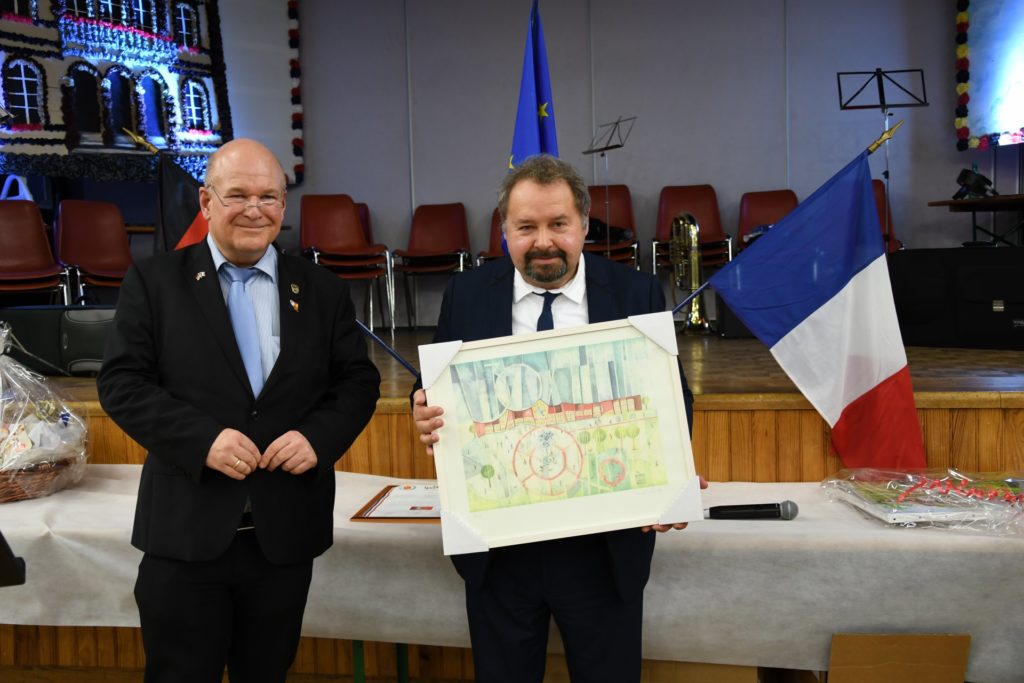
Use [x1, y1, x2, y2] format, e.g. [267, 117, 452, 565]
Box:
[99, 138, 380, 683]
[412, 154, 699, 683]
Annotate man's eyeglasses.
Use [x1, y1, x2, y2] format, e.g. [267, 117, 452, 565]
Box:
[207, 185, 284, 210]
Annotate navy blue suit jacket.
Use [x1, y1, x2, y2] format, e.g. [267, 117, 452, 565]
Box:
[430, 252, 694, 599]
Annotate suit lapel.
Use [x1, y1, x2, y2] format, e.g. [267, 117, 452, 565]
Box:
[185, 243, 253, 395]
[486, 258, 515, 338]
[261, 251, 306, 397]
[583, 253, 618, 324]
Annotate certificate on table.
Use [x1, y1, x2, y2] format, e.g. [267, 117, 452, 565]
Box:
[419, 312, 703, 555]
[351, 483, 441, 524]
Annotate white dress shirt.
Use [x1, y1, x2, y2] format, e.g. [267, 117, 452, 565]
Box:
[511, 255, 589, 334]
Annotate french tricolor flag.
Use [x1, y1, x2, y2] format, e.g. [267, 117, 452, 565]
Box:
[709, 151, 926, 469]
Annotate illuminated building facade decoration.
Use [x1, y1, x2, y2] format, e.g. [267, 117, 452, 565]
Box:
[0, 0, 231, 180]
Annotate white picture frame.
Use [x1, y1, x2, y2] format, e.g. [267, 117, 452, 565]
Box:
[419, 311, 702, 555]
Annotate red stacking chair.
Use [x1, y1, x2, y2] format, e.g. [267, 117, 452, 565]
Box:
[872, 179, 902, 253]
[300, 194, 394, 335]
[0, 200, 66, 303]
[476, 208, 505, 266]
[392, 202, 470, 328]
[585, 184, 639, 269]
[55, 199, 133, 304]
[652, 185, 732, 276]
[736, 189, 798, 250]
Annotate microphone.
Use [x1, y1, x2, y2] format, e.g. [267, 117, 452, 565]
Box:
[704, 501, 799, 520]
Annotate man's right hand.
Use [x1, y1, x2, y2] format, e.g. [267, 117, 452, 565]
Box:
[206, 428, 261, 480]
[412, 388, 444, 457]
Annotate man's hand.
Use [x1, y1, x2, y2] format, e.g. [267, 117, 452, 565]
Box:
[412, 388, 444, 457]
[260, 430, 318, 474]
[642, 475, 709, 533]
[206, 428, 261, 480]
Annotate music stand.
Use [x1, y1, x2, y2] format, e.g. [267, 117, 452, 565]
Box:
[0, 529, 26, 587]
[838, 68, 928, 246]
[583, 116, 636, 257]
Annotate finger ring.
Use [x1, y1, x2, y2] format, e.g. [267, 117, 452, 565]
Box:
[232, 457, 241, 469]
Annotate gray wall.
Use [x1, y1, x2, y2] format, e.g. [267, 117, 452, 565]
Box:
[277, 0, 1023, 324]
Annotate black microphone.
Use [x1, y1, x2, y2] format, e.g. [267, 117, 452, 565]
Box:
[703, 501, 799, 520]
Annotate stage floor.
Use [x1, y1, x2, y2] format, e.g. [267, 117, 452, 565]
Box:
[368, 327, 1024, 399]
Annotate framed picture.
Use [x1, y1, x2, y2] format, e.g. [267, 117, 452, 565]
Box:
[419, 311, 702, 555]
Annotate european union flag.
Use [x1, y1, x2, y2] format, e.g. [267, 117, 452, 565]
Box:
[510, 0, 558, 168]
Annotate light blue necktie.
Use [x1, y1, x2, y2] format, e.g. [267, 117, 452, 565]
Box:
[535, 291, 560, 331]
[222, 264, 264, 396]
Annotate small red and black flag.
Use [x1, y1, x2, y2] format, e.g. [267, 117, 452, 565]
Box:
[155, 154, 209, 252]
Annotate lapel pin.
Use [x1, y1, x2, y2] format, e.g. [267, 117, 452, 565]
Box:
[290, 283, 300, 294]
[290, 299, 300, 313]
[195, 271, 206, 281]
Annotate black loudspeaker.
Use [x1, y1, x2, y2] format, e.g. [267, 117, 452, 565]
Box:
[888, 248, 1024, 350]
[956, 265, 1024, 349]
[715, 293, 754, 339]
[0, 306, 116, 375]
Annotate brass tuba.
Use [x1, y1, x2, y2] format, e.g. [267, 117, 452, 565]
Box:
[670, 213, 710, 333]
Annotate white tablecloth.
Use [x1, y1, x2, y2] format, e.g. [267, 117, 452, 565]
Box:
[1, 465, 1022, 683]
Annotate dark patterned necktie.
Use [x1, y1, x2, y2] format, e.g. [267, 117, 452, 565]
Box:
[535, 291, 560, 331]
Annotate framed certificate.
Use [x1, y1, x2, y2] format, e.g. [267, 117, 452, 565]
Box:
[419, 311, 702, 555]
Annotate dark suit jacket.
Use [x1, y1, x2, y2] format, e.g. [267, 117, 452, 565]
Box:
[98, 242, 380, 565]
[430, 252, 694, 599]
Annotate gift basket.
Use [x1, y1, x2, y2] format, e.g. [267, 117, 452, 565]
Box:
[823, 468, 1024, 536]
[0, 322, 87, 503]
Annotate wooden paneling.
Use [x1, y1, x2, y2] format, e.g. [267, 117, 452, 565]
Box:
[0, 636, 767, 683]
[2, 626, 478, 680]
[84, 393, 1024, 480]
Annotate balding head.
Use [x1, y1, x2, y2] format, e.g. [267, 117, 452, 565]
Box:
[205, 138, 287, 192]
[199, 138, 288, 266]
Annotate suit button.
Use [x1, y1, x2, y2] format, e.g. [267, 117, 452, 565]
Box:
[250, 410, 258, 419]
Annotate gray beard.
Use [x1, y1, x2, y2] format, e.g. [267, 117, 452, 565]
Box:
[525, 257, 568, 283]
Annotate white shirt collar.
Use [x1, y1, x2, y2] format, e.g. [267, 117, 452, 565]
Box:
[207, 232, 278, 283]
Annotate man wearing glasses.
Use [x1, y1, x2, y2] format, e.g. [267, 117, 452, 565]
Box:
[99, 138, 381, 682]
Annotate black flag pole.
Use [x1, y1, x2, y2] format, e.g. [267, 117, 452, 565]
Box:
[356, 320, 420, 380]
[671, 282, 710, 317]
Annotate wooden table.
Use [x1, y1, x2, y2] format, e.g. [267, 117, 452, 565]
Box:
[927, 194, 1024, 245]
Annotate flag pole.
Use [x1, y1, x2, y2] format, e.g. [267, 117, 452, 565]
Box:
[356, 319, 421, 380]
[670, 281, 711, 317]
[123, 128, 159, 154]
[866, 119, 904, 155]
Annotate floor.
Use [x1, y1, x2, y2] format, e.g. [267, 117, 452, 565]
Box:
[368, 326, 1024, 399]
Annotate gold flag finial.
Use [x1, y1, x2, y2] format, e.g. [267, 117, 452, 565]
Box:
[122, 127, 159, 154]
[867, 119, 904, 155]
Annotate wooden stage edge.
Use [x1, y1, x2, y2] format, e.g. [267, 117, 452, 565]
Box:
[53, 330, 1024, 481]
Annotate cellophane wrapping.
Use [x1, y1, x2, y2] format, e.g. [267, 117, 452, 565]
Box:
[822, 468, 1024, 536]
[0, 321, 87, 502]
